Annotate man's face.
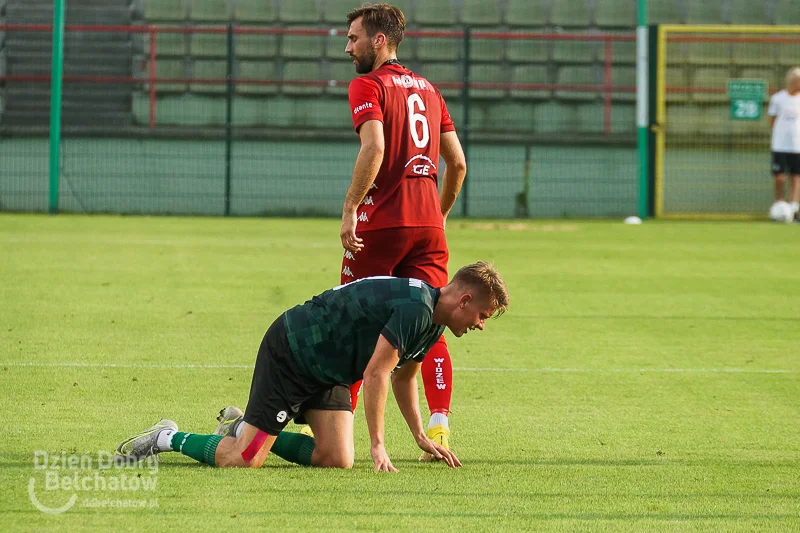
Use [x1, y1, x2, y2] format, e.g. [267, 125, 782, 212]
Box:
[447, 292, 495, 338]
[346, 17, 378, 74]
[789, 77, 800, 94]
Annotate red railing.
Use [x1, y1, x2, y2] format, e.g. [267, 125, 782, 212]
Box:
[0, 24, 637, 133]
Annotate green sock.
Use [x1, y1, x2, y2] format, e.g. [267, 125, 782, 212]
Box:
[170, 432, 224, 467]
[269, 431, 315, 466]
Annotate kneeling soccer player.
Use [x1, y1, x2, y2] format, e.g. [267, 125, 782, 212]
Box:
[115, 262, 509, 472]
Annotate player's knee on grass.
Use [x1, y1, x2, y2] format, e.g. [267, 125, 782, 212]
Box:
[313, 445, 354, 469]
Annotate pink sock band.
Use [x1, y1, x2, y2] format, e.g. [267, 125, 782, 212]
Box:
[241, 429, 269, 463]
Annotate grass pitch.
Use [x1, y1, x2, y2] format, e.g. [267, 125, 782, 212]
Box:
[1, 214, 798, 532]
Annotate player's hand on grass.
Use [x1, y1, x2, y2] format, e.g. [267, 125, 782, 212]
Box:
[341, 211, 364, 253]
[370, 444, 398, 472]
[417, 437, 462, 468]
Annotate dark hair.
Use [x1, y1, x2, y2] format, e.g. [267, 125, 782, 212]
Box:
[346, 3, 406, 50]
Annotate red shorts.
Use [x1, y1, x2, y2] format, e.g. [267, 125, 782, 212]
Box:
[341, 227, 449, 287]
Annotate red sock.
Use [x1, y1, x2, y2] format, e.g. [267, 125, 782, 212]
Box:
[421, 336, 452, 416]
[349, 380, 363, 411]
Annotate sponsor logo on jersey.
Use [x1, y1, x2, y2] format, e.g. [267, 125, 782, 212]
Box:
[362, 196, 374, 206]
[353, 102, 374, 115]
[342, 266, 354, 278]
[392, 75, 427, 90]
[358, 212, 369, 222]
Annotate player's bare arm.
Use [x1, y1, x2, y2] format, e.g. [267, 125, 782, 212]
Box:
[362, 334, 401, 472]
[392, 360, 461, 468]
[439, 130, 467, 224]
[341, 119, 385, 253]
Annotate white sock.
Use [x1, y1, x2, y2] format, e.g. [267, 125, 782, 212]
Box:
[234, 420, 244, 438]
[428, 412, 449, 429]
[156, 429, 176, 452]
[791, 202, 799, 214]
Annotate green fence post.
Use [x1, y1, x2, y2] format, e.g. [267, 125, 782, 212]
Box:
[460, 26, 471, 218]
[48, 0, 66, 214]
[636, 0, 649, 219]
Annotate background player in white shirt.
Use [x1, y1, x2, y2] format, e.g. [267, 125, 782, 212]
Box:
[768, 67, 800, 217]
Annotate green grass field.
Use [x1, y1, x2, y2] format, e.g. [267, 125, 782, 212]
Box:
[1, 214, 798, 532]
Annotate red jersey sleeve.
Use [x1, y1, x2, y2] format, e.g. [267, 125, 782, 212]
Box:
[439, 91, 456, 133]
[348, 76, 384, 132]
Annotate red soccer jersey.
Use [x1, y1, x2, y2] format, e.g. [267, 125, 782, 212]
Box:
[348, 63, 456, 232]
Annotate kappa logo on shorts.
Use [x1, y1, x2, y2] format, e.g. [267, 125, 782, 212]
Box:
[344, 251, 355, 260]
[342, 266, 354, 278]
[358, 212, 369, 222]
[276, 411, 287, 423]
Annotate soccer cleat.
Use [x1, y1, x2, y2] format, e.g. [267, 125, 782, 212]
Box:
[419, 424, 450, 462]
[214, 406, 243, 438]
[298, 425, 314, 438]
[115, 419, 178, 462]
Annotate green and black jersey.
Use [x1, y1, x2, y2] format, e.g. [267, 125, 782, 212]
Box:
[282, 277, 445, 386]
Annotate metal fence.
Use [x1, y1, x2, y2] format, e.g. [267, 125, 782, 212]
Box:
[0, 23, 639, 217]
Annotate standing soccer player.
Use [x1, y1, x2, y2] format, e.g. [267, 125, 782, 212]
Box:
[769, 67, 800, 219]
[338, 3, 467, 459]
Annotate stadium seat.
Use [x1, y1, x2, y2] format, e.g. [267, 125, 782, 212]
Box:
[278, 0, 321, 23]
[503, 0, 548, 27]
[470, 37, 503, 62]
[595, 0, 636, 28]
[325, 61, 355, 96]
[505, 37, 550, 63]
[575, 102, 604, 133]
[550, 1, 591, 27]
[282, 61, 324, 95]
[237, 61, 278, 94]
[552, 39, 598, 64]
[665, 66, 690, 103]
[144, 0, 186, 22]
[189, 32, 227, 57]
[459, 0, 502, 26]
[469, 64, 506, 99]
[415, 27, 461, 62]
[233, 0, 277, 22]
[608, 40, 636, 65]
[281, 31, 325, 59]
[236, 33, 280, 58]
[414, 0, 457, 25]
[610, 66, 636, 101]
[293, 97, 351, 129]
[731, 42, 776, 67]
[666, 104, 701, 136]
[610, 103, 636, 133]
[691, 68, 732, 103]
[729, 0, 771, 24]
[739, 67, 780, 95]
[533, 100, 578, 133]
[416, 63, 461, 98]
[510, 65, 551, 99]
[777, 44, 799, 68]
[649, 1, 683, 23]
[666, 41, 687, 65]
[556, 66, 599, 101]
[474, 101, 535, 132]
[326, 32, 349, 60]
[323, 0, 410, 24]
[775, 0, 800, 24]
[191, 60, 228, 93]
[685, 0, 726, 24]
[686, 42, 731, 66]
[149, 59, 187, 92]
[144, 30, 187, 57]
[189, 0, 230, 22]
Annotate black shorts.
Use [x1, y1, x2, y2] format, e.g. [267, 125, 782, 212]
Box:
[243, 317, 352, 435]
[771, 152, 800, 175]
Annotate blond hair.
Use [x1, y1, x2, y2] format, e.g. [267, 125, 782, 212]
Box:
[786, 67, 800, 86]
[451, 262, 510, 316]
